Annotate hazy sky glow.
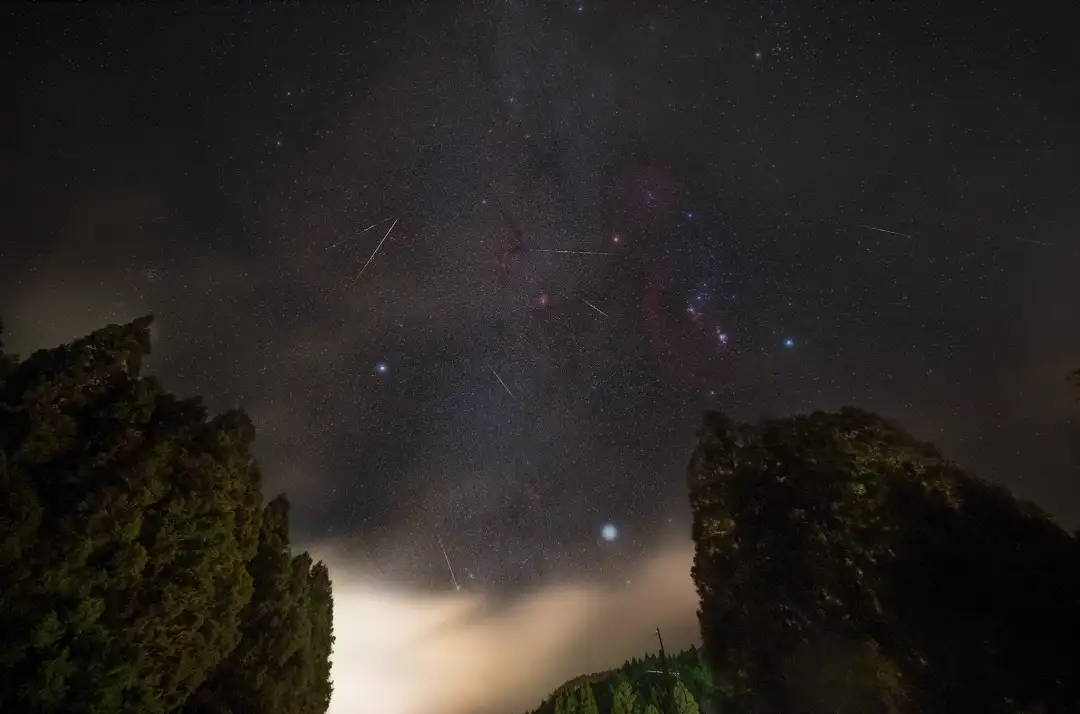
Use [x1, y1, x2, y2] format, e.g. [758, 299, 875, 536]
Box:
[317, 541, 699, 714]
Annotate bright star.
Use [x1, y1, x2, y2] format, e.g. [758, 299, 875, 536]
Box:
[375, 363, 389, 374]
[601, 523, 618, 542]
[783, 338, 795, 348]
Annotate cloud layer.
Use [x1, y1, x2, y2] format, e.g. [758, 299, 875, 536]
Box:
[316, 541, 700, 714]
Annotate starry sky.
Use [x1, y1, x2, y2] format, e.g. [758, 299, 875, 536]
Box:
[3, 2, 1079, 712]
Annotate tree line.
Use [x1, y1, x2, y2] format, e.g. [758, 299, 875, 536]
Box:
[533, 646, 716, 714]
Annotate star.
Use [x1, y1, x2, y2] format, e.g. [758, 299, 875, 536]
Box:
[600, 523, 618, 542]
[375, 362, 389, 374]
[783, 338, 795, 348]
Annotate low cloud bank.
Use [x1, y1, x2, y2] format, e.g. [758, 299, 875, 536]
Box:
[316, 541, 700, 714]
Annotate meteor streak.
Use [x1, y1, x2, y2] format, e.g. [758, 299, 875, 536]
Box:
[326, 217, 394, 251]
[857, 224, 912, 239]
[534, 249, 618, 256]
[349, 217, 399, 285]
[437, 535, 461, 592]
[583, 300, 609, 319]
[488, 365, 514, 397]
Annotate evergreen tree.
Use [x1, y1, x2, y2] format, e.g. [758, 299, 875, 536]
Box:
[0, 317, 263, 713]
[183, 496, 334, 714]
[564, 687, 580, 714]
[687, 407, 1080, 714]
[578, 683, 599, 714]
[671, 681, 699, 714]
[612, 677, 638, 714]
[554, 691, 568, 714]
[0, 317, 335, 714]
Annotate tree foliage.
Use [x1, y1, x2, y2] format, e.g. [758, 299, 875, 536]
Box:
[687, 407, 1080, 713]
[184, 497, 335, 714]
[534, 647, 713, 714]
[670, 680, 699, 714]
[0, 317, 334, 714]
[611, 677, 638, 714]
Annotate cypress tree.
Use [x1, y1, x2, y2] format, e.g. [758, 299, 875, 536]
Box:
[0, 317, 263, 714]
[687, 407, 1080, 713]
[185, 496, 335, 714]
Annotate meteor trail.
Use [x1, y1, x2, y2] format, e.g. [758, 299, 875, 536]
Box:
[1016, 237, 1054, 247]
[349, 217, 399, 285]
[437, 536, 461, 592]
[326, 217, 393, 251]
[488, 365, 514, 397]
[583, 300, 609, 319]
[857, 224, 913, 239]
[534, 249, 619, 256]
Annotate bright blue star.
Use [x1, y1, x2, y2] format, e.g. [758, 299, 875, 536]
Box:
[601, 523, 618, 542]
[783, 338, 795, 348]
[375, 362, 389, 374]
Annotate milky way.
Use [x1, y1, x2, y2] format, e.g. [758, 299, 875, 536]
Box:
[2, 2, 1079, 711]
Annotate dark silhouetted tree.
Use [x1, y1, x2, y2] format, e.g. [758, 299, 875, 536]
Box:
[611, 677, 639, 714]
[671, 680, 699, 714]
[184, 496, 334, 714]
[0, 317, 262, 713]
[687, 407, 1080, 714]
[0, 317, 334, 714]
[579, 683, 600, 714]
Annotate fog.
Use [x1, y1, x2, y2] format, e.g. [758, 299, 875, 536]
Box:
[316, 541, 700, 714]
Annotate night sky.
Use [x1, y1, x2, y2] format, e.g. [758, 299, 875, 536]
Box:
[3, 2, 1079, 712]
